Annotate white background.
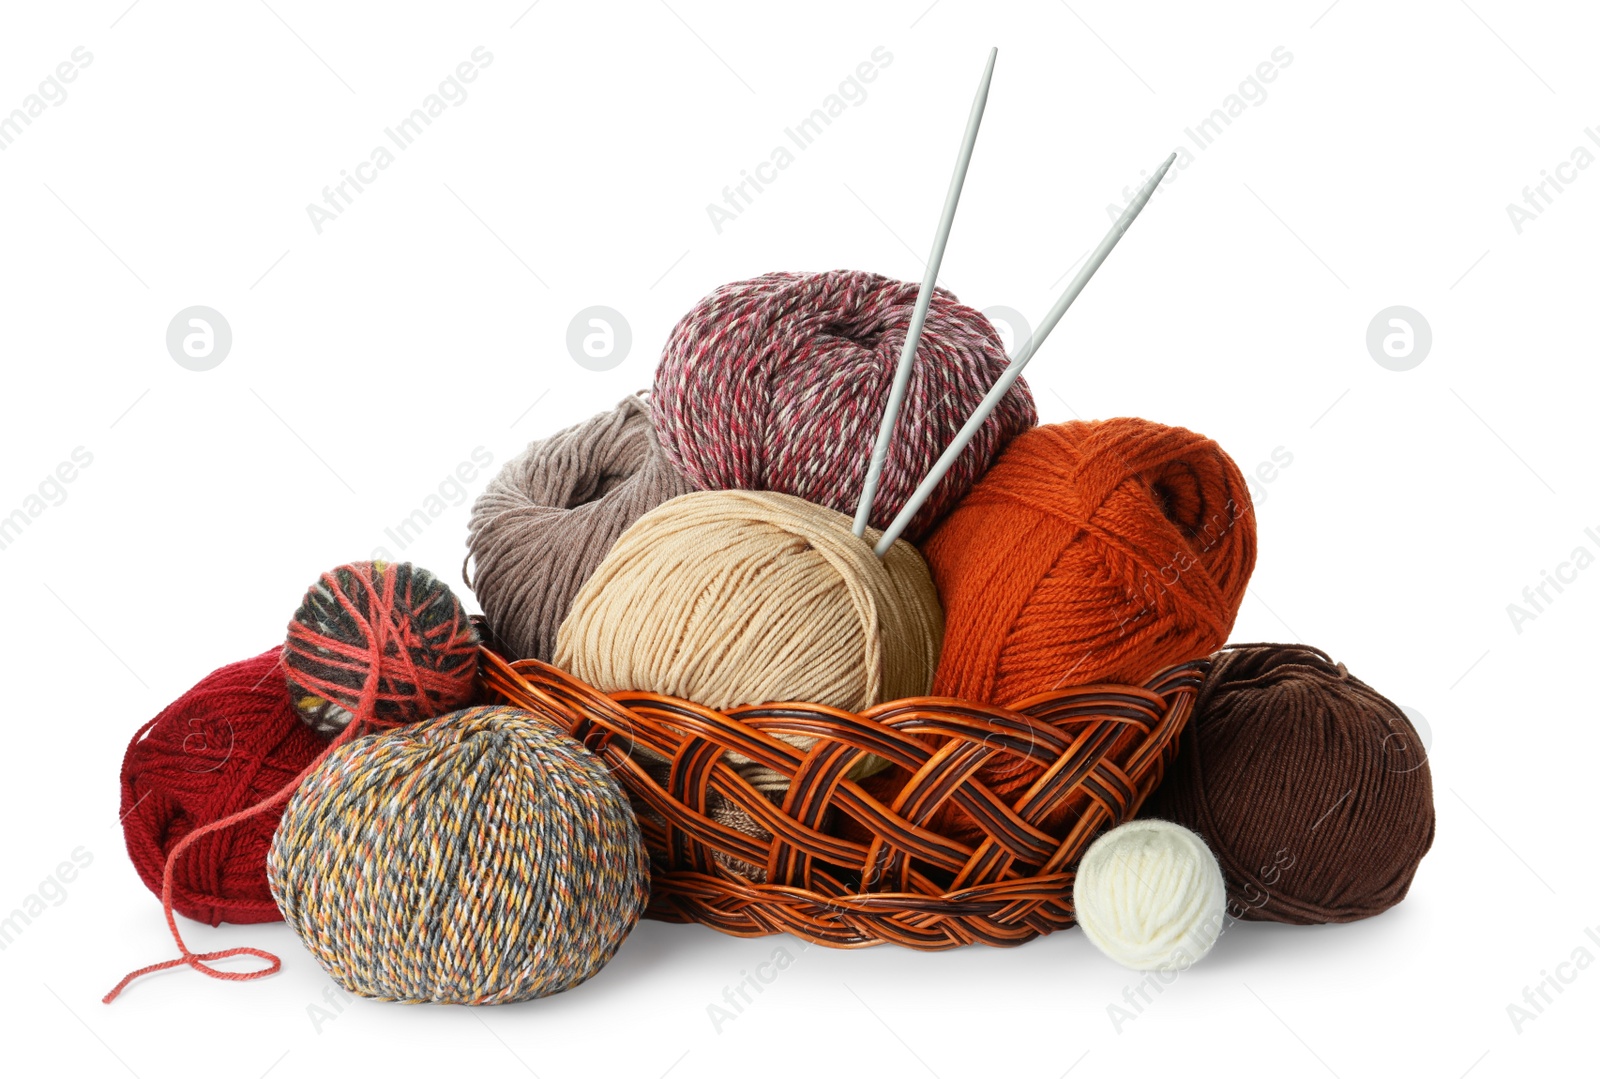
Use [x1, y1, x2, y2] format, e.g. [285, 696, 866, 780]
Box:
[1, 1, 1595, 1076]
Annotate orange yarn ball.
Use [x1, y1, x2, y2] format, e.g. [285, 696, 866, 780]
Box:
[925, 418, 1257, 701]
[910, 418, 1256, 842]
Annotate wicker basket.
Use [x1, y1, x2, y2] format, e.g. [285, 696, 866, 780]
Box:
[477, 646, 1207, 951]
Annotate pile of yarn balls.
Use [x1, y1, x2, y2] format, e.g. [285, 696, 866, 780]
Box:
[114, 267, 1435, 1007]
[115, 559, 647, 1005]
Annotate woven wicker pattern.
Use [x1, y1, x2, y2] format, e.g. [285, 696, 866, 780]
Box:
[478, 646, 1206, 950]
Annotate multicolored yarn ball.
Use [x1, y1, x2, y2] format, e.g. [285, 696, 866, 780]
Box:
[268, 706, 650, 1005]
[1141, 643, 1435, 925]
[120, 649, 323, 926]
[106, 563, 483, 1004]
[652, 270, 1037, 541]
[467, 394, 695, 662]
[1073, 820, 1227, 971]
[555, 489, 942, 716]
[284, 561, 479, 736]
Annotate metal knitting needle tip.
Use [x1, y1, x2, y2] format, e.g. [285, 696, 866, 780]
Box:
[874, 151, 1177, 556]
[852, 46, 998, 540]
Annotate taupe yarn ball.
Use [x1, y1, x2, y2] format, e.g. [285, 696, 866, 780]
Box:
[554, 489, 943, 712]
[467, 394, 696, 661]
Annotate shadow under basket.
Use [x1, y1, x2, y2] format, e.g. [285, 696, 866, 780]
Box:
[477, 647, 1208, 951]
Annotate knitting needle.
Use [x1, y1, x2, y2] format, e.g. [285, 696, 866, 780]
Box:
[874, 151, 1178, 556]
[851, 46, 999, 538]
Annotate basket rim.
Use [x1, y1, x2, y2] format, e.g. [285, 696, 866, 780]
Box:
[480, 643, 1206, 714]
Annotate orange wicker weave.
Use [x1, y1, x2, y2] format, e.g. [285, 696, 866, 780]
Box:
[477, 646, 1208, 951]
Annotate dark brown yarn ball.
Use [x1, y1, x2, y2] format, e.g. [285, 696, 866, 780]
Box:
[1141, 643, 1434, 925]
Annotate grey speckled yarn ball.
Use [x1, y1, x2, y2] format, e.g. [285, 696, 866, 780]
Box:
[267, 706, 650, 1005]
[467, 394, 696, 661]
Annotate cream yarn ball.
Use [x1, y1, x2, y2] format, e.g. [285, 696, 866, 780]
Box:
[553, 488, 942, 867]
[554, 489, 942, 713]
[1073, 820, 1227, 970]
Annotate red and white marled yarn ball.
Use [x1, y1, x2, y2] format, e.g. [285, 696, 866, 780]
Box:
[651, 270, 1037, 541]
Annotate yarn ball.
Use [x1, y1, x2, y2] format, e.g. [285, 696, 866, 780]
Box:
[268, 706, 650, 1005]
[1141, 643, 1435, 925]
[556, 489, 942, 882]
[120, 649, 323, 925]
[926, 418, 1257, 701]
[905, 418, 1255, 842]
[284, 560, 479, 736]
[555, 489, 942, 713]
[652, 270, 1037, 541]
[1073, 820, 1226, 971]
[467, 394, 696, 662]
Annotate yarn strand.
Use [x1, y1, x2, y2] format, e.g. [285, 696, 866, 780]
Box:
[104, 707, 358, 1001]
[106, 565, 423, 1003]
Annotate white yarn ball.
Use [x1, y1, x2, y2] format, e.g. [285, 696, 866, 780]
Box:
[1073, 820, 1226, 971]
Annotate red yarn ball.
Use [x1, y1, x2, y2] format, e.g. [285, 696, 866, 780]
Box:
[284, 561, 479, 737]
[120, 649, 322, 925]
[109, 564, 480, 1001]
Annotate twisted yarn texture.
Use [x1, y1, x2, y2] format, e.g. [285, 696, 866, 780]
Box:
[555, 488, 941, 879]
[652, 270, 1037, 541]
[1073, 820, 1226, 970]
[268, 706, 650, 1005]
[555, 489, 942, 712]
[926, 418, 1257, 701]
[284, 561, 478, 736]
[1141, 643, 1436, 924]
[912, 418, 1256, 841]
[107, 564, 480, 1003]
[468, 394, 696, 661]
[120, 649, 323, 926]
